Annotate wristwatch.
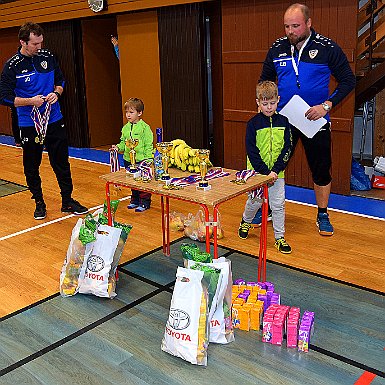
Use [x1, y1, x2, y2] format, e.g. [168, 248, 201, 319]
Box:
[321, 102, 331, 112]
[53, 91, 61, 98]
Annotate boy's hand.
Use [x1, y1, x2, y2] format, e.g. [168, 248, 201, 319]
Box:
[267, 171, 278, 183]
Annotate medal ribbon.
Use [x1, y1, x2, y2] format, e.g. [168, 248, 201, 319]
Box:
[109, 148, 119, 172]
[167, 167, 230, 188]
[31, 103, 51, 143]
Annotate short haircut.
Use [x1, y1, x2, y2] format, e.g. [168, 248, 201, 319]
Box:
[124, 97, 144, 113]
[256, 81, 278, 101]
[286, 3, 310, 22]
[19, 22, 44, 42]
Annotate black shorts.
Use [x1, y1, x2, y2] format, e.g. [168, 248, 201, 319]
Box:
[292, 123, 332, 186]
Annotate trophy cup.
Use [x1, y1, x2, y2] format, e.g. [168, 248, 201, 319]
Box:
[155, 142, 173, 181]
[125, 138, 139, 174]
[196, 149, 211, 191]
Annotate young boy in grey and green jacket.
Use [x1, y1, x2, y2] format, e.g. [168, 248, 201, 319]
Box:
[238, 81, 293, 254]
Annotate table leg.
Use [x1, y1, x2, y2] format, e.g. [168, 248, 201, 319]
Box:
[106, 182, 112, 226]
[165, 197, 170, 256]
[213, 205, 219, 259]
[200, 204, 211, 255]
[161, 196, 166, 255]
[258, 184, 269, 282]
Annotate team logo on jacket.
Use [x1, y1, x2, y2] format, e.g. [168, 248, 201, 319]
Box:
[167, 309, 190, 330]
[41, 61, 47, 69]
[309, 50, 318, 59]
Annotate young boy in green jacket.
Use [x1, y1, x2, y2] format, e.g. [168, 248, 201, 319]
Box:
[238, 81, 293, 254]
[112, 97, 154, 212]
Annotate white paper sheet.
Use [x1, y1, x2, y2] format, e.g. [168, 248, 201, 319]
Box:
[279, 95, 327, 138]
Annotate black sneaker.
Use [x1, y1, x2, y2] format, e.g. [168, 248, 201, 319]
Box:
[61, 199, 88, 215]
[238, 219, 252, 239]
[34, 201, 47, 220]
[274, 237, 292, 254]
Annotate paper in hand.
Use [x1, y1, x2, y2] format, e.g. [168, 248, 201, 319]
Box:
[279, 95, 327, 138]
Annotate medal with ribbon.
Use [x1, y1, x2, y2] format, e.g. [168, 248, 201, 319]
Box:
[131, 160, 154, 183]
[30, 102, 51, 144]
[230, 169, 256, 184]
[109, 147, 120, 196]
[163, 167, 230, 190]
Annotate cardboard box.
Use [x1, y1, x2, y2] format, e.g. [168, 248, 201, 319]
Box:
[371, 175, 385, 189]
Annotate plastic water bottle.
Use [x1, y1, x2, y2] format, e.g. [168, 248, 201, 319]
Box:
[154, 127, 164, 180]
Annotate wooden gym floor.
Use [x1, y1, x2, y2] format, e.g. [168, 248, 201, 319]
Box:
[0, 138, 384, 384]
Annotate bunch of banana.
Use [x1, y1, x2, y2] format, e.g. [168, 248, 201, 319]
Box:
[169, 139, 213, 173]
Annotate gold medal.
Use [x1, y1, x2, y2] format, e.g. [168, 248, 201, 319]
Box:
[35, 136, 40, 143]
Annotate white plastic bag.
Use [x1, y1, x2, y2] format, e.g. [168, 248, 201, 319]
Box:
[161, 267, 209, 366]
[187, 258, 234, 344]
[210, 257, 234, 344]
[60, 219, 85, 297]
[78, 225, 122, 298]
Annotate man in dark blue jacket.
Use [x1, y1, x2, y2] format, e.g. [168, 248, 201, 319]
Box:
[0, 22, 88, 220]
[260, 3, 355, 236]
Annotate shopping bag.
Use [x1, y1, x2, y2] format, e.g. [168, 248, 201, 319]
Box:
[78, 224, 122, 298]
[161, 267, 209, 366]
[210, 257, 234, 344]
[59, 217, 96, 297]
[187, 258, 234, 344]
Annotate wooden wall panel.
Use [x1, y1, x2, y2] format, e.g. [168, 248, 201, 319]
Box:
[42, 21, 90, 147]
[117, 11, 162, 132]
[81, 18, 123, 147]
[221, 0, 357, 195]
[0, 26, 18, 136]
[158, 3, 208, 148]
[0, 0, 211, 29]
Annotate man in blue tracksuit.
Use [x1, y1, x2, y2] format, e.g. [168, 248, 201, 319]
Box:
[0, 22, 88, 220]
[260, 3, 355, 236]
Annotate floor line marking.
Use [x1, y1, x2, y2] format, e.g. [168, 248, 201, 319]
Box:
[0, 197, 130, 242]
[0, 287, 165, 377]
[3, 141, 385, 219]
[286, 199, 385, 221]
[354, 371, 377, 385]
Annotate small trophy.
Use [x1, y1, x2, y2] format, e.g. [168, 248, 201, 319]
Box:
[155, 142, 173, 181]
[196, 149, 211, 191]
[125, 138, 139, 174]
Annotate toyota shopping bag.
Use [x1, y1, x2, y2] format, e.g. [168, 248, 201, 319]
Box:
[161, 267, 209, 366]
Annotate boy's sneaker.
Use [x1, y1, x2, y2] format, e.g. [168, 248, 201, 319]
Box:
[316, 213, 334, 236]
[135, 204, 150, 212]
[127, 202, 139, 209]
[34, 201, 47, 220]
[251, 207, 272, 227]
[238, 219, 252, 239]
[61, 199, 88, 215]
[274, 237, 292, 254]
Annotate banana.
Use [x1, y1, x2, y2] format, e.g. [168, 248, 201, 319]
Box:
[174, 144, 182, 166]
[177, 142, 187, 160]
[171, 139, 186, 147]
[194, 165, 200, 173]
[183, 146, 191, 160]
[189, 148, 197, 157]
[181, 162, 187, 171]
[188, 164, 194, 172]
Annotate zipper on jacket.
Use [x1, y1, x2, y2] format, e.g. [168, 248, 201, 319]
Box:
[269, 116, 273, 167]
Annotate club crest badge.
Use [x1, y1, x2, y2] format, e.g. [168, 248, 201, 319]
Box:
[41, 61, 48, 69]
[309, 50, 318, 59]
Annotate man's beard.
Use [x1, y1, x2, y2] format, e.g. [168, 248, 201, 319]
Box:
[287, 32, 309, 46]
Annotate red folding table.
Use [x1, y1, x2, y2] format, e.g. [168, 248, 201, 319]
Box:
[101, 168, 272, 282]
